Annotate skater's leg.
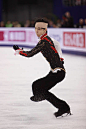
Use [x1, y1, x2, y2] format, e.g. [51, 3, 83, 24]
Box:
[45, 91, 70, 110]
[30, 70, 66, 103]
[32, 70, 65, 96]
[30, 70, 71, 116]
[30, 71, 54, 101]
[45, 91, 70, 117]
[44, 91, 71, 117]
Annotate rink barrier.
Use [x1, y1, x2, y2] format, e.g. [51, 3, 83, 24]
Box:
[0, 28, 86, 56]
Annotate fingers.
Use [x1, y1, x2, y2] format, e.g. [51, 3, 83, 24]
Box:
[13, 45, 19, 50]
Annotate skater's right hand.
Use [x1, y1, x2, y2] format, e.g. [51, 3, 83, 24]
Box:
[13, 45, 23, 55]
[13, 45, 20, 50]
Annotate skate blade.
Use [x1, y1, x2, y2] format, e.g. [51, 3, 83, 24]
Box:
[55, 111, 73, 118]
[62, 111, 73, 117]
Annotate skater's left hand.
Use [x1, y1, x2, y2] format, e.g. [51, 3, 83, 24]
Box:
[60, 58, 64, 64]
[13, 45, 23, 55]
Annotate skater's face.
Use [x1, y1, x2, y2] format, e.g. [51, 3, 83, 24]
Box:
[35, 22, 47, 37]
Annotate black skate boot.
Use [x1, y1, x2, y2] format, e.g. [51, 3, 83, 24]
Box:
[54, 109, 72, 118]
[54, 104, 72, 118]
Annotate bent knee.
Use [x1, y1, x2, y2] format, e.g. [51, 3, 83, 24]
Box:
[32, 81, 40, 95]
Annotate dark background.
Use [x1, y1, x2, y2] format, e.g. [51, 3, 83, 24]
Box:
[0, 0, 86, 24]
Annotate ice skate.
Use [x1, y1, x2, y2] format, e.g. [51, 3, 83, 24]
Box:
[54, 109, 72, 118]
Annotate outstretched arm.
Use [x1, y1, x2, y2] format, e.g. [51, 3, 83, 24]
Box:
[13, 41, 45, 58]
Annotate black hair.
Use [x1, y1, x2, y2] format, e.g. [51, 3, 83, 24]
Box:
[34, 18, 48, 34]
[34, 18, 48, 25]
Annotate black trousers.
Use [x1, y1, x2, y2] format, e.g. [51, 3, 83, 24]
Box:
[32, 70, 69, 110]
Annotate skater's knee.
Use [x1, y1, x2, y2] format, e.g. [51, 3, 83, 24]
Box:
[32, 81, 40, 95]
[32, 81, 36, 94]
[32, 81, 36, 89]
[32, 80, 46, 95]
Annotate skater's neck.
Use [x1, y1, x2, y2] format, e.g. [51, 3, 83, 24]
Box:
[40, 33, 47, 40]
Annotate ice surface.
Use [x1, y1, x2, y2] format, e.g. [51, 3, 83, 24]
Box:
[0, 47, 86, 129]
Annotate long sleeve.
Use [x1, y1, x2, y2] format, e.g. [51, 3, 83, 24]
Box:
[19, 34, 65, 71]
[19, 41, 45, 57]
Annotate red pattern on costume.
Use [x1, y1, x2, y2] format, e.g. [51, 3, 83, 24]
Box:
[43, 37, 53, 45]
[60, 58, 64, 61]
[19, 51, 27, 56]
[51, 46, 58, 53]
[40, 33, 47, 40]
[41, 33, 58, 54]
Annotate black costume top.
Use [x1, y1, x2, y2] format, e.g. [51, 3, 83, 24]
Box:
[19, 33, 65, 72]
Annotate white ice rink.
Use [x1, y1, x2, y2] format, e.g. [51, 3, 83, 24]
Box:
[0, 47, 86, 129]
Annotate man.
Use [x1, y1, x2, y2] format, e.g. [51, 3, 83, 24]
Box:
[62, 12, 74, 28]
[13, 19, 71, 117]
[76, 18, 84, 28]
